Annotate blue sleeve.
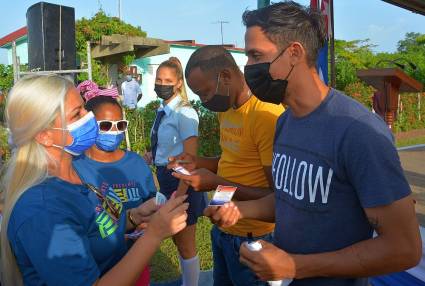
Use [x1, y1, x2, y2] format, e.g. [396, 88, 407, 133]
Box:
[16, 211, 99, 286]
[340, 114, 411, 208]
[178, 107, 199, 140]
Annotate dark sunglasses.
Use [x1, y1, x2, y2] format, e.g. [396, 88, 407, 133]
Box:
[85, 183, 120, 221]
[97, 120, 129, 132]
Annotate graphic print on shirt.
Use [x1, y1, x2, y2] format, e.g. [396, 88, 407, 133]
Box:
[220, 119, 243, 153]
[95, 182, 123, 238]
[272, 151, 334, 204]
[110, 181, 143, 203]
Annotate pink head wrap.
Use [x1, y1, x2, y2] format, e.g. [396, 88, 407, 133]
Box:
[77, 80, 119, 101]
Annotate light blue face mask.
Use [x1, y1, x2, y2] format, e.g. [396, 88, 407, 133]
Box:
[95, 131, 124, 152]
[53, 111, 99, 156]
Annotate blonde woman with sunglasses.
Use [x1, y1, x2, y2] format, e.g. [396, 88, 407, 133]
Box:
[0, 74, 188, 286]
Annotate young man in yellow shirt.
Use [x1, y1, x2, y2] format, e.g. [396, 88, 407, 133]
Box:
[170, 45, 284, 286]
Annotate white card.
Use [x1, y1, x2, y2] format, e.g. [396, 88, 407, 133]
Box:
[173, 165, 191, 175]
[155, 192, 167, 206]
[125, 229, 145, 240]
[209, 185, 237, 206]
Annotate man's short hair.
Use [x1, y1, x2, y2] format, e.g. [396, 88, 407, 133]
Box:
[185, 45, 239, 79]
[242, 1, 326, 67]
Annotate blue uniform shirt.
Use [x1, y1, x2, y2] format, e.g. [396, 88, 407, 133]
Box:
[272, 89, 411, 286]
[72, 151, 157, 211]
[152, 96, 199, 166]
[7, 177, 127, 286]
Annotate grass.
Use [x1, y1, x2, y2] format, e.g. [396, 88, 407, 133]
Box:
[396, 135, 425, 148]
[150, 217, 214, 282]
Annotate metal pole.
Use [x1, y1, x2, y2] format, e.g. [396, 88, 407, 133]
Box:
[122, 108, 131, 151]
[87, 41, 93, 81]
[59, 6, 62, 70]
[257, 0, 270, 8]
[20, 69, 89, 76]
[118, 0, 122, 20]
[12, 41, 19, 83]
[330, 0, 336, 88]
[220, 22, 224, 45]
[213, 21, 229, 45]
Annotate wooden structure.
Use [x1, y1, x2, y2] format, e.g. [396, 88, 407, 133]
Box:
[91, 34, 169, 61]
[357, 68, 423, 130]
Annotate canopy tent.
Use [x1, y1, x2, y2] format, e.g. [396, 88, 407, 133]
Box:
[383, 0, 425, 16]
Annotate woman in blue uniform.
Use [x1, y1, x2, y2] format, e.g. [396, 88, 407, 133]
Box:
[144, 57, 206, 286]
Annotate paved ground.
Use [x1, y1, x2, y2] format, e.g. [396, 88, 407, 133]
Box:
[398, 145, 425, 226]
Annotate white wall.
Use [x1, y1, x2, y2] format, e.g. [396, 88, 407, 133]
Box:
[6, 39, 28, 65]
[133, 45, 247, 108]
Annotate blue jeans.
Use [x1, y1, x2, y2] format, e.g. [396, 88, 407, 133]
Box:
[211, 225, 273, 286]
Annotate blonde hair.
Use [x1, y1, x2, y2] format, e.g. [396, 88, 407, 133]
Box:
[0, 74, 73, 285]
[157, 57, 191, 107]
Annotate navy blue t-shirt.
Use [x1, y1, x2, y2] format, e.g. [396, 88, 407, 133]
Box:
[272, 89, 411, 286]
[7, 177, 127, 286]
[72, 151, 156, 211]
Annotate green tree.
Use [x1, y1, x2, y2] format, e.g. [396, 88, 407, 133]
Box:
[0, 64, 14, 93]
[397, 32, 425, 53]
[75, 10, 147, 85]
[334, 39, 376, 90]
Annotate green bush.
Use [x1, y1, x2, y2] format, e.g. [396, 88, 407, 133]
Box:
[344, 81, 375, 109]
[394, 93, 425, 132]
[191, 101, 221, 157]
[344, 82, 425, 132]
[124, 100, 160, 154]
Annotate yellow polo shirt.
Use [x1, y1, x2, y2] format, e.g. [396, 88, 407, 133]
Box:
[217, 95, 284, 237]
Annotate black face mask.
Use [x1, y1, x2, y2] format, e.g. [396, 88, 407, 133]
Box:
[201, 74, 231, 112]
[154, 84, 175, 100]
[244, 47, 294, 105]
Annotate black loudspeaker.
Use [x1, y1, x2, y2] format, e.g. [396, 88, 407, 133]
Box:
[27, 2, 76, 71]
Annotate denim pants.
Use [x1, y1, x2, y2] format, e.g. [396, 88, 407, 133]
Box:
[211, 225, 273, 286]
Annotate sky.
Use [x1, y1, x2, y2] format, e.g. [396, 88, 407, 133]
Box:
[0, 0, 425, 64]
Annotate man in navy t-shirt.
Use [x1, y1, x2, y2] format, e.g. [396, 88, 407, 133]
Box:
[205, 2, 421, 286]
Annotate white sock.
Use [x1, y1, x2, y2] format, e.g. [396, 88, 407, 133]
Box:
[179, 255, 200, 286]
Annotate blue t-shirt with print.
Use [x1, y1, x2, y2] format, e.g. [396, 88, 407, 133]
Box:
[272, 89, 411, 286]
[72, 151, 156, 211]
[7, 177, 127, 286]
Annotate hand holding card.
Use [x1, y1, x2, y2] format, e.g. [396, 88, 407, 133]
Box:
[173, 165, 191, 175]
[155, 192, 167, 206]
[209, 185, 237, 206]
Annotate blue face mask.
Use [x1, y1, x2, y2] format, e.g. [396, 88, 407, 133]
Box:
[53, 111, 99, 156]
[95, 131, 124, 152]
